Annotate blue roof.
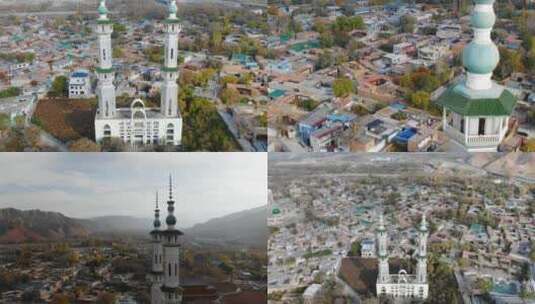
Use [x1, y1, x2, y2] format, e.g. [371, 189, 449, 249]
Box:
[492, 281, 518, 295]
[71, 71, 89, 78]
[269, 89, 285, 99]
[390, 102, 406, 111]
[393, 127, 417, 143]
[327, 114, 355, 123]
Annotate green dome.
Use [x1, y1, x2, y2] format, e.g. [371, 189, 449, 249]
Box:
[473, 0, 494, 4]
[98, 1, 108, 15]
[462, 42, 499, 74]
[471, 11, 495, 28]
[272, 208, 281, 215]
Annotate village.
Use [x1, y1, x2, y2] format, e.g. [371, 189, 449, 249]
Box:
[267, 153, 535, 303]
[0, 0, 268, 152]
[266, 1, 535, 153]
[0, 237, 267, 303]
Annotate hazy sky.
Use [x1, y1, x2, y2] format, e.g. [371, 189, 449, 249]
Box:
[0, 153, 266, 227]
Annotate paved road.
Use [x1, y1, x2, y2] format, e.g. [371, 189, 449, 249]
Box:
[216, 108, 256, 152]
[27, 122, 69, 152]
[39, 130, 69, 152]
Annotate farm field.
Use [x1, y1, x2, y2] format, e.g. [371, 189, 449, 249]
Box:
[32, 98, 96, 143]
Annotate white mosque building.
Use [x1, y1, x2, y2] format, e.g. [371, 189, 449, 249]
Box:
[437, 0, 516, 152]
[150, 176, 183, 304]
[94, 0, 182, 147]
[376, 214, 429, 299]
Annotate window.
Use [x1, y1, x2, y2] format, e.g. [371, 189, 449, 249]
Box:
[460, 119, 464, 134]
[168, 263, 171, 276]
[103, 49, 106, 61]
[171, 48, 174, 60]
[478, 118, 485, 135]
[103, 125, 111, 137]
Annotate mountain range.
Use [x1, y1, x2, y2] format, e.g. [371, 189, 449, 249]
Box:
[0, 206, 267, 247]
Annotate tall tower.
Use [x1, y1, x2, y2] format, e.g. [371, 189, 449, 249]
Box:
[437, 0, 516, 152]
[161, 175, 183, 304]
[151, 192, 164, 304]
[95, 0, 116, 118]
[160, 1, 181, 118]
[376, 214, 389, 284]
[416, 214, 428, 284]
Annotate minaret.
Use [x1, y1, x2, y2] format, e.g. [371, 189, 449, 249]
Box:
[162, 175, 183, 304]
[95, 0, 116, 119]
[160, 0, 181, 118]
[151, 192, 164, 304]
[376, 214, 389, 284]
[437, 0, 516, 152]
[416, 214, 428, 284]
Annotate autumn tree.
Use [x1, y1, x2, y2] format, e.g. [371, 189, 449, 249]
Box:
[332, 77, 355, 97]
[69, 138, 101, 152]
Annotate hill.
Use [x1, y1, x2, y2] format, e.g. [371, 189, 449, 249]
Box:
[0, 207, 268, 247]
[186, 206, 267, 248]
[0, 208, 89, 243]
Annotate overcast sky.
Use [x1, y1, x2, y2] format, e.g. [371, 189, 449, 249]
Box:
[0, 153, 266, 228]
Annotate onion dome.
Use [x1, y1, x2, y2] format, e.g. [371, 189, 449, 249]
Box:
[169, 0, 178, 15]
[166, 211, 177, 226]
[462, 43, 499, 74]
[98, 0, 108, 16]
[462, 0, 499, 77]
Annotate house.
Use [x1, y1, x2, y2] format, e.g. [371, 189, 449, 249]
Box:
[68, 70, 91, 99]
[303, 284, 322, 304]
[418, 44, 449, 63]
[0, 95, 36, 124]
[360, 239, 376, 257]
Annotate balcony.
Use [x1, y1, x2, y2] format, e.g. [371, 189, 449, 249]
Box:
[444, 124, 501, 148]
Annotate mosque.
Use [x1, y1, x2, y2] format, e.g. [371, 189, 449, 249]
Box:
[93, 0, 183, 147]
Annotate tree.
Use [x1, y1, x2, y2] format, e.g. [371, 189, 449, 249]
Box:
[48, 76, 68, 97]
[112, 47, 123, 58]
[409, 91, 431, 110]
[220, 87, 240, 104]
[0, 113, 9, 131]
[521, 139, 535, 152]
[25, 126, 41, 148]
[349, 241, 361, 256]
[319, 32, 334, 48]
[0, 86, 21, 98]
[332, 77, 355, 97]
[97, 292, 116, 304]
[400, 15, 417, 33]
[475, 278, 493, 293]
[69, 138, 101, 152]
[51, 294, 70, 304]
[100, 137, 127, 152]
[315, 51, 334, 70]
